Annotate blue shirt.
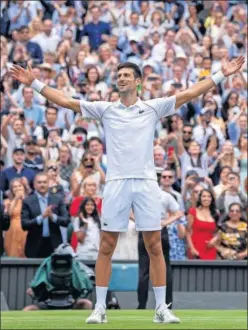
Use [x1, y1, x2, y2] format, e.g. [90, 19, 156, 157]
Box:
[80, 21, 111, 50]
[8, 4, 32, 32]
[22, 103, 44, 125]
[0, 166, 35, 192]
[35, 191, 58, 237]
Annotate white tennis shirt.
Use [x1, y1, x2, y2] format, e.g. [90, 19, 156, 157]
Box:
[80, 96, 176, 182]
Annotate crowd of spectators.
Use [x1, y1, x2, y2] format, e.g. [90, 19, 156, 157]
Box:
[0, 0, 247, 262]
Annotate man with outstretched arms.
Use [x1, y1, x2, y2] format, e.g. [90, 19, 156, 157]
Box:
[11, 55, 244, 324]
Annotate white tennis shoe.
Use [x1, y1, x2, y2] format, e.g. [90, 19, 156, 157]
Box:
[153, 303, 180, 324]
[86, 306, 107, 324]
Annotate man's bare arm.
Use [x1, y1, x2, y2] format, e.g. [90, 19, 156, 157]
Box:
[10, 64, 81, 113]
[175, 56, 245, 109]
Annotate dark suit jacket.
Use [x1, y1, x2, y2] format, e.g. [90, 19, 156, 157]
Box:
[0, 203, 10, 256]
[21, 193, 69, 258]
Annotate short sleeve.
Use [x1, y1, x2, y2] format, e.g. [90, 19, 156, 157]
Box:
[73, 217, 80, 232]
[145, 95, 176, 119]
[167, 194, 180, 212]
[80, 100, 112, 121]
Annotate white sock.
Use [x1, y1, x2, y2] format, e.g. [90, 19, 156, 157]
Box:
[95, 286, 108, 309]
[153, 286, 166, 310]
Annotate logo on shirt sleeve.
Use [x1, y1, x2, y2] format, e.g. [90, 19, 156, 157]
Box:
[139, 110, 145, 114]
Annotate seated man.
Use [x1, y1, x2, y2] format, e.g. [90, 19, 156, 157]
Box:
[23, 244, 93, 311]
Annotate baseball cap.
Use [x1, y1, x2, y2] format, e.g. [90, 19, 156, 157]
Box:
[13, 147, 25, 154]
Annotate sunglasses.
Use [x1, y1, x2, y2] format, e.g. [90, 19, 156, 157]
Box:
[162, 175, 172, 179]
[84, 158, 94, 162]
[48, 166, 57, 171]
[183, 131, 192, 134]
[230, 209, 241, 213]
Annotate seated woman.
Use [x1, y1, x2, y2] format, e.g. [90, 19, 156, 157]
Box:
[208, 203, 247, 260]
[73, 197, 101, 260]
[70, 177, 102, 217]
[187, 189, 218, 260]
[4, 178, 29, 257]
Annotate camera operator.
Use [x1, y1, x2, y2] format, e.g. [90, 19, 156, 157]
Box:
[23, 244, 93, 311]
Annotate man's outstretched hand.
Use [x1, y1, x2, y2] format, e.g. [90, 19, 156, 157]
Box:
[10, 64, 35, 86]
[221, 55, 245, 77]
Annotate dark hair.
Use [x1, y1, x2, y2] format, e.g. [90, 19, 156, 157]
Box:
[206, 134, 220, 151]
[183, 123, 193, 130]
[220, 166, 232, 174]
[19, 25, 29, 32]
[228, 202, 242, 212]
[85, 65, 100, 84]
[88, 137, 103, 146]
[197, 189, 219, 223]
[117, 62, 142, 79]
[228, 171, 240, 180]
[222, 91, 239, 121]
[79, 197, 101, 228]
[45, 106, 58, 115]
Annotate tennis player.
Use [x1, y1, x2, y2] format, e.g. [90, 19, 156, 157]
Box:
[11, 55, 244, 324]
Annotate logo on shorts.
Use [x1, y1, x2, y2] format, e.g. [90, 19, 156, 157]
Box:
[139, 110, 144, 114]
[103, 223, 108, 226]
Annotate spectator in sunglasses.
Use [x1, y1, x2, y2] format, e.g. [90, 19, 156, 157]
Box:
[182, 124, 193, 151]
[46, 160, 70, 202]
[71, 151, 105, 198]
[207, 203, 247, 260]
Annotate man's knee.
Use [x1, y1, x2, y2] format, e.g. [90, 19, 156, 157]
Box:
[143, 232, 163, 258]
[99, 232, 119, 258]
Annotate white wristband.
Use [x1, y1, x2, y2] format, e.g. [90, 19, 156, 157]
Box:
[30, 79, 45, 93]
[211, 71, 226, 85]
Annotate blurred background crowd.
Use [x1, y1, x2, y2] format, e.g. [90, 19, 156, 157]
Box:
[0, 0, 247, 263]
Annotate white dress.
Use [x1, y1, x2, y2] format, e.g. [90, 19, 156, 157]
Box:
[74, 216, 100, 260]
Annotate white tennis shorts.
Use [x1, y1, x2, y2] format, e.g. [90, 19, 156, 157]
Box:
[101, 179, 162, 232]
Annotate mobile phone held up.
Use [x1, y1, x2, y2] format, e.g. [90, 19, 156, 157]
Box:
[167, 146, 174, 158]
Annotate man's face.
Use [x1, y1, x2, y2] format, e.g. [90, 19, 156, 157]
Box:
[13, 152, 25, 165]
[19, 28, 30, 42]
[227, 174, 239, 190]
[220, 167, 231, 183]
[165, 31, 175, 44]
[43, 20, 53, 35]
[91, 7, 101, 21]
[23, 88, 33, 103]
[34, 175, 49, 195]
[88, 140, 102, 156]
[117, 68, 140, 94]
[182, 126, 193, 142]
[239, 115, 247, 130]
[173, 65, 183, 80]
[46, 108, 57, 125]
[160, 171, 174, 187]
[26, 143, 36, 154]
[13, 119, 23, 135]
[130, 13, 139, 26]
[154, 149, 165, 166]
